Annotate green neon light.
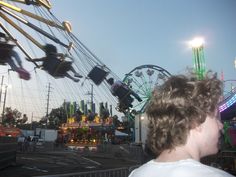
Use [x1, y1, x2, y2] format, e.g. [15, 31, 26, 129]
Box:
[192, 46, 206, 80]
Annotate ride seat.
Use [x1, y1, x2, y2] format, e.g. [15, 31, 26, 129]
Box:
[53, 61, 72, 77]
[113, 85, 134, 111]
[113, 85, 131, 99]
[42, 55, 72, 78]
[88, 66, 108, 85]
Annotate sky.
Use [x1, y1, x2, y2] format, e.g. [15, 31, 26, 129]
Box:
[51, 0, 236, 80]
[0, 0, 236, 121]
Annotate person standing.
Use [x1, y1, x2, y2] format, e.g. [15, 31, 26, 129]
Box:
[129, 71, 234, 177]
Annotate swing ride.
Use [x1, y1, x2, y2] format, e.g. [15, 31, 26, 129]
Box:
[0, 0, 175, 151]
[0, 0, 117, 120]
[0, 0, 171, 122]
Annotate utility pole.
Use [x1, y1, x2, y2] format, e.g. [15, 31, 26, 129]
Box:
[2, 85, 7, 120]
[0, 76, 4, 123]
[86, 84, 94, 112]
[31, 112, 33, 130]
[90, 84, 94, 111]
[0, 76, 4, 107]
[45, 82, 51, 128]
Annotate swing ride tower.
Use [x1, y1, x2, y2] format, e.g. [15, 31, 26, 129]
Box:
[190, 37, 206, 80]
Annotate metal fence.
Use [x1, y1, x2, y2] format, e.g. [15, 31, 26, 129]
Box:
[33, 144, 142, 177]
[34, 166, 139, 177]
[95, 144, 144, 162]
[0, 136, 17, 169]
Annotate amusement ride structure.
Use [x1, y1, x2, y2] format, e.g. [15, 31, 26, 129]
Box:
[0, 1, 236, 175]
[0, 0, 172, 147]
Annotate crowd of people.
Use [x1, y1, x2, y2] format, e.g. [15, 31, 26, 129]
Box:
[17, 136, 37, 152]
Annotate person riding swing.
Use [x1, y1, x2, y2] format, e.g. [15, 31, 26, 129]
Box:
[106, 77, 142, 112]
[0, 32, 30, 80]
[33, 44, 83, 82]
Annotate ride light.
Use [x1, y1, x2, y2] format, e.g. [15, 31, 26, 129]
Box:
[219, 93, 236, 112]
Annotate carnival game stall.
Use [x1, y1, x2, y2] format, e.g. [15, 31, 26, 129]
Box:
[58, 115, 114, 150]
[0, 125, 22, 137]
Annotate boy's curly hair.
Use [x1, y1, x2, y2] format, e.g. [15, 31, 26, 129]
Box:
[145, 71, 223, 155]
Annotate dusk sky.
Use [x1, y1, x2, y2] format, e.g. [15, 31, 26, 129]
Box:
[0, 0, 236, 120]
[52, 0, 236, 80]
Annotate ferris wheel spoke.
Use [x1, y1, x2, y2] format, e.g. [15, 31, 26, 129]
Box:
[127, 73, 150, 98]
[123, 64, 171, 116]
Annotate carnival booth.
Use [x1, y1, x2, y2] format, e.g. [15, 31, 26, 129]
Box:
[59, 115, 114, 149]
[0, 125, 22, 137]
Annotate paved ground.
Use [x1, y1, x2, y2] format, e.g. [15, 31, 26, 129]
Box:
[0, 148, 139, 177]
[2, 146, 236, 177]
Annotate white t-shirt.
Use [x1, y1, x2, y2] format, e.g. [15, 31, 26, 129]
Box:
[129, 159, 234, 177]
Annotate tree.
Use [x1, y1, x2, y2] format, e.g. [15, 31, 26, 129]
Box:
[47, 107, 67, 129]
[2, 107, 32, 128]
[2, 107, 22, 126]
[17, 114, 28, 125]
[17, 121, 42, 130]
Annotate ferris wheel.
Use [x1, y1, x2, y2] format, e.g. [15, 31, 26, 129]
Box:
[123, 64, 171, 116]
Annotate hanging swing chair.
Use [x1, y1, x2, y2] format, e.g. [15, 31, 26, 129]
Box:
[39, 44, 74, 78]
